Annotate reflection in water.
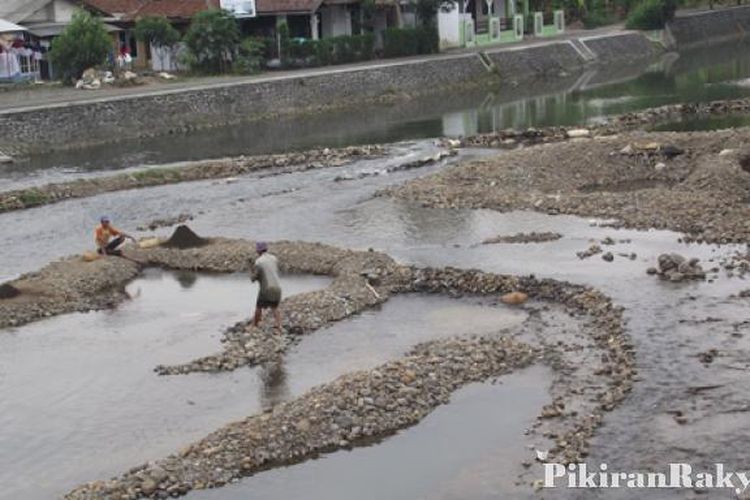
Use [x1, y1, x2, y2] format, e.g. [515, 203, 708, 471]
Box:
[191, 366, 552, 500]
[175, 270, 199, 289]
[259, 360, 290, 411]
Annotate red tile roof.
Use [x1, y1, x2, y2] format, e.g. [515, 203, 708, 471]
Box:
[88, 0, 327, 21]
[133, 0, 220, 19]
[256, 0, 323, 13]
[82, 0, 146, 16]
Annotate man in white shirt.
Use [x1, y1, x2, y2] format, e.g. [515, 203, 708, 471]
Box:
[251, 241, 282, 331]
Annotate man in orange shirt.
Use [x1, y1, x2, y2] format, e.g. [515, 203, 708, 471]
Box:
[95, 216, 136, 257]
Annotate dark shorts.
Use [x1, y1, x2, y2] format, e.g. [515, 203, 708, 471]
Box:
[97, 235, 125, 256]
[257, 288, 281, 309]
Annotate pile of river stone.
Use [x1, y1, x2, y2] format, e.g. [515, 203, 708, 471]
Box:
[647, 253, 706, 282]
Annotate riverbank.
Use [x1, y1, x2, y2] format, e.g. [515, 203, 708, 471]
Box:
[5, 95, 750, 216]
[384, 127, 750, 244]
[0, 29, 655, 157]
[0, 145, 384, 214]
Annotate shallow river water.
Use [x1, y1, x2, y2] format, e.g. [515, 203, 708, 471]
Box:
[3, 38, 750, 500]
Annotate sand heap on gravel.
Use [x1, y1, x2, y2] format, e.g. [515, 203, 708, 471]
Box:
[162, 225, 208, 249]
[0, 283, 20, 299]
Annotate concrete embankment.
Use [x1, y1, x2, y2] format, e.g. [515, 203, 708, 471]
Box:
[667, 5, 750, 49]
[0, 32, 655, 156]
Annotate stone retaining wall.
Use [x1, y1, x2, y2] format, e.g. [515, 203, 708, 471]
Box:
[0, 32, 656, 156]
[667, 5, 750, 49]
[582, 32, 657, 62]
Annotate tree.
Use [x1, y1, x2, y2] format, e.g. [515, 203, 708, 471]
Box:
[49, 10, 112, 84]
[134, 16, 181, 70]
[415, 0, 456, 26]
[183, 9, 240, 74]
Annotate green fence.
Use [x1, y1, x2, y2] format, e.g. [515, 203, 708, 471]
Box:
[462, 15, 524, 47]
[533, 10, 565, 37]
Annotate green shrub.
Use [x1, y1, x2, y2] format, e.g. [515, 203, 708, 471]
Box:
[278, 22, 291, 63]
[583, 8, 615, 27]
[383, 27, 437, 58]
[134, 16, 181, 70]
[49, 10, 112, 84]
[134, 16, 180, 48]
[19, 189, 48, 206]
[625, 0, 677, 29]
[184, 9, 240, 74]
[281, 34, 374, 67]
[383, 28, 418, 57]
[315, 38, 334, 65]
[236, 37, 267, 74]
[416, 25, 439, 53]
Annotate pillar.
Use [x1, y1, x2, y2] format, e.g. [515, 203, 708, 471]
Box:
[310, 13, 319, 39]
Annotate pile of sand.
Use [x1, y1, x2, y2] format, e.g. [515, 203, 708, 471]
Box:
[0, 283, 20, 299]
[162, 225, 208, 249]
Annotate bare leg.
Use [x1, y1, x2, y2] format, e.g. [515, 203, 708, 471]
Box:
[273, 306, 282, 332]
[253, 307, 263, 327]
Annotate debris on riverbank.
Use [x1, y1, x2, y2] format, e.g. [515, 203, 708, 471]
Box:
[481, 231, 562, 245]
[455, 96, 750, 149]
[333, 149, 456, 182]
[0, 145, 384, 214]
[383, 128, 750, 244]
[137, 213, 194, 232]
[647, 253, 706, 282]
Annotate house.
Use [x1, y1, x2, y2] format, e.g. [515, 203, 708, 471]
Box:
[0, 0, 121, 79]
[81, 0, 150, 69]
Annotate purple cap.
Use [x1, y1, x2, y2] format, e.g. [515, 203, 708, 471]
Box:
[100, 215, 110, 223]
[256, 241, 268, 253]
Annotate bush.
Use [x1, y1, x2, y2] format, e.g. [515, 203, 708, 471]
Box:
[235, 37, 267, 74]
[625, 0, 677, 29]
[383, 27, 438, 58]
[383, 28, 418, 57]
[184, 9, 240, 74]
[134, 16, 180, 70]
[134, 16, 180, 48]
[315, 39, 334, 66]
[416, 25, 439, 53]
[281, 34, 374, 68]
[49, 10, 112, 84]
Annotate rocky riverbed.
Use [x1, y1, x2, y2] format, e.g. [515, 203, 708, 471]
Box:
[384, 127, 750, 244]
[0, 145, 383, 214]
[0, 226, 633, 499]
[454, 96, 750, 149]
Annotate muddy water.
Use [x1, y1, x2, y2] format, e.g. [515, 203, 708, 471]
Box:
[4, 37, 750, 500]
[0, 270, 528, 500]
[3, 137, 750, 500]
[191, 366, 551, 500]
[4, 40, 750, 188]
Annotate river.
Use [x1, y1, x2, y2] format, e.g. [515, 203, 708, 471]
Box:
[2, 39, 750, 500]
